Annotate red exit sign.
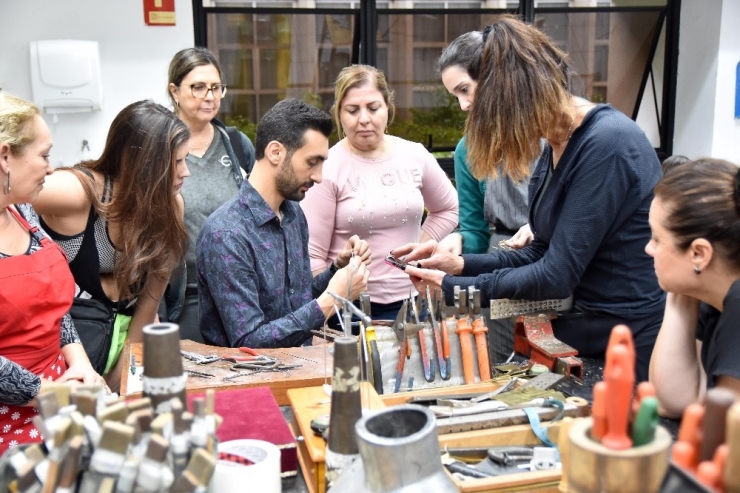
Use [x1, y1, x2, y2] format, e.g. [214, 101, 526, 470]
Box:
[144, 0, 176, 26]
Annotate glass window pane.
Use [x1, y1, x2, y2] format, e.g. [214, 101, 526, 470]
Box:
[596, 11, 610, 40]
[535, 10, 661, 117]
[219, 48, 253, 89]
[318, 46, 351, 87]
[206, 5, 660, 151]
[258, 94, 281, 119]
[222, 94, 257, 125]
[413, 48, 441, 83]
[317, 14, 353, 44]
[593, 44, 609, 82]
[413, 13, 445, 42]
[215, 13, 253, 44]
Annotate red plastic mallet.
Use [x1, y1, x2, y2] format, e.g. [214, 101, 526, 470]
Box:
[601, 343, 634, 450]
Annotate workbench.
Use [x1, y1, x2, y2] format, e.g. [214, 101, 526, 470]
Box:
[120, 339, 333, 406]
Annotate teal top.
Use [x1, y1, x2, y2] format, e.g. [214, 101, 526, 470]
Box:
[454, 138, 490, 254]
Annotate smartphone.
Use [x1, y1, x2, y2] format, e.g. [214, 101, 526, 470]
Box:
[384, 254, 417, 271]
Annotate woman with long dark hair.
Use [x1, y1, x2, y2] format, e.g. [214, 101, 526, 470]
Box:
[395, 17, 664, 381]
[35, 100, 190, 391]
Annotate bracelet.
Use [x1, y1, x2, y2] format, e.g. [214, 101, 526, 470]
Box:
[329, 261, 339, 274]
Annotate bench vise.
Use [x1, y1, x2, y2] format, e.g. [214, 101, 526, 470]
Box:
[490, 298, 583, 379]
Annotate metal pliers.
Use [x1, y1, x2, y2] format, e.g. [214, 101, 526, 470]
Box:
[229, 357, 301, 372]
[427, 286, 449, 380]
[410, 290, 434, 383]
[392, 300, 409, 393]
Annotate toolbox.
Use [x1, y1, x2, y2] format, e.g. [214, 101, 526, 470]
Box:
[438, 422, 565, 493]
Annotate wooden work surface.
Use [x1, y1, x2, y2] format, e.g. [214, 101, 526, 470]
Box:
[120, 339, 333, 406]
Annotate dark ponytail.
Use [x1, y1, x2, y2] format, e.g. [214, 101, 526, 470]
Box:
[655, 158, 740, 271]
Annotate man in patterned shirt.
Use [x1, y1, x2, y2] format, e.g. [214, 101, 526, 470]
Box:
[197, 99, 370, 348]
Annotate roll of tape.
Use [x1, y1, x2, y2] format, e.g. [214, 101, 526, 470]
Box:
[208, 439, 281, 493]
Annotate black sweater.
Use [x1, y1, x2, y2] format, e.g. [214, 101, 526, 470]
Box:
[443, 105, 665, 321]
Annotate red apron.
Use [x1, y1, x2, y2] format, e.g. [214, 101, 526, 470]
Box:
[0, 207, 74, 452]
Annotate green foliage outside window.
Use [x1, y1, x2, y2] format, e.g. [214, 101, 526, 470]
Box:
[224, 87, 467, 153]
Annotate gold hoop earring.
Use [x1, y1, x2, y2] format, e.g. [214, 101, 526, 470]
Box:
[2, 169, 10, 195]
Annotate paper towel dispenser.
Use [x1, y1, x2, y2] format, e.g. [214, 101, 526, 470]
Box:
[30, 40, 103, 114]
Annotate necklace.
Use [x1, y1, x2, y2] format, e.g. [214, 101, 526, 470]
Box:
[345, 139, 388, 161]
[189, 125, 215, 154]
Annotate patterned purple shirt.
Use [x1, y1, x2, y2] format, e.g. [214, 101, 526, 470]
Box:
[196, 181, 332, 348]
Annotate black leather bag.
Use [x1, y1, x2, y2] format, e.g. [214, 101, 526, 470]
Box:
[69, 297, 115, 375]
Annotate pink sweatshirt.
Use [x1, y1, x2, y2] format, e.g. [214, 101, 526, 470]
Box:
[301, 137, 459, 304]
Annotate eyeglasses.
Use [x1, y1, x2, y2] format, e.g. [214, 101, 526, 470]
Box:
[180, 83, 228, 99]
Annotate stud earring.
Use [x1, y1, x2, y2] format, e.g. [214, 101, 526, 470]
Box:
[694, 266, 701, 274]
[2, 169, 10, 195]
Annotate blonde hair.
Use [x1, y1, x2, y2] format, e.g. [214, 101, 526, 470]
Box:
[0, 93, 40, 155]
[332, 64, 395, 139]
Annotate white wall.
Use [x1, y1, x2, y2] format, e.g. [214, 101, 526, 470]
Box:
[674, 0, 740, 163]
[0, 0, 194, 167]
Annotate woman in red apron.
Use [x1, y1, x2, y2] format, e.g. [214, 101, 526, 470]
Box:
[0, 93, 104, 453]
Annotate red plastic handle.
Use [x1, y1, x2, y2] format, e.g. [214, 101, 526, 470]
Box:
[456, 317, 475, 384]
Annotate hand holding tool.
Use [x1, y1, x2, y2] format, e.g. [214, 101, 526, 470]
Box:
[426, 286, 447, 381]
[469, 287, 491, 381]
[454, 286, 475, 384]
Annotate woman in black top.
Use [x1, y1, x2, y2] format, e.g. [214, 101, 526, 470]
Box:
[35, 100, 191, 391]
[394, 16, 664, 381]
[647, 158, 740, 418]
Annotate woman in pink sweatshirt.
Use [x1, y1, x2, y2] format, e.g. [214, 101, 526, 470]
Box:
[301, 64, 458, 323]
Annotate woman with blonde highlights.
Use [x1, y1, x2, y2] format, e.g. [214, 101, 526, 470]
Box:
[647, 158, 740, 417]
[35, 100, 191, 391]
[394, 17, 664, 381]
[301, 64, 458, 323]
[0, 92, 104, 453]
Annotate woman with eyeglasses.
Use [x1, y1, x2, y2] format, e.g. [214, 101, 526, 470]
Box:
[163, 47, 256, 343]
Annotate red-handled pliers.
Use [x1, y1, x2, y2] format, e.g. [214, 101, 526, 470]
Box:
[238, 347, 260, 356]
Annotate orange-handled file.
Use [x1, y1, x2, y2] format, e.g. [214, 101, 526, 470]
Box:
[472, 318, 491, 381]
[456, 317, 475, 384]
